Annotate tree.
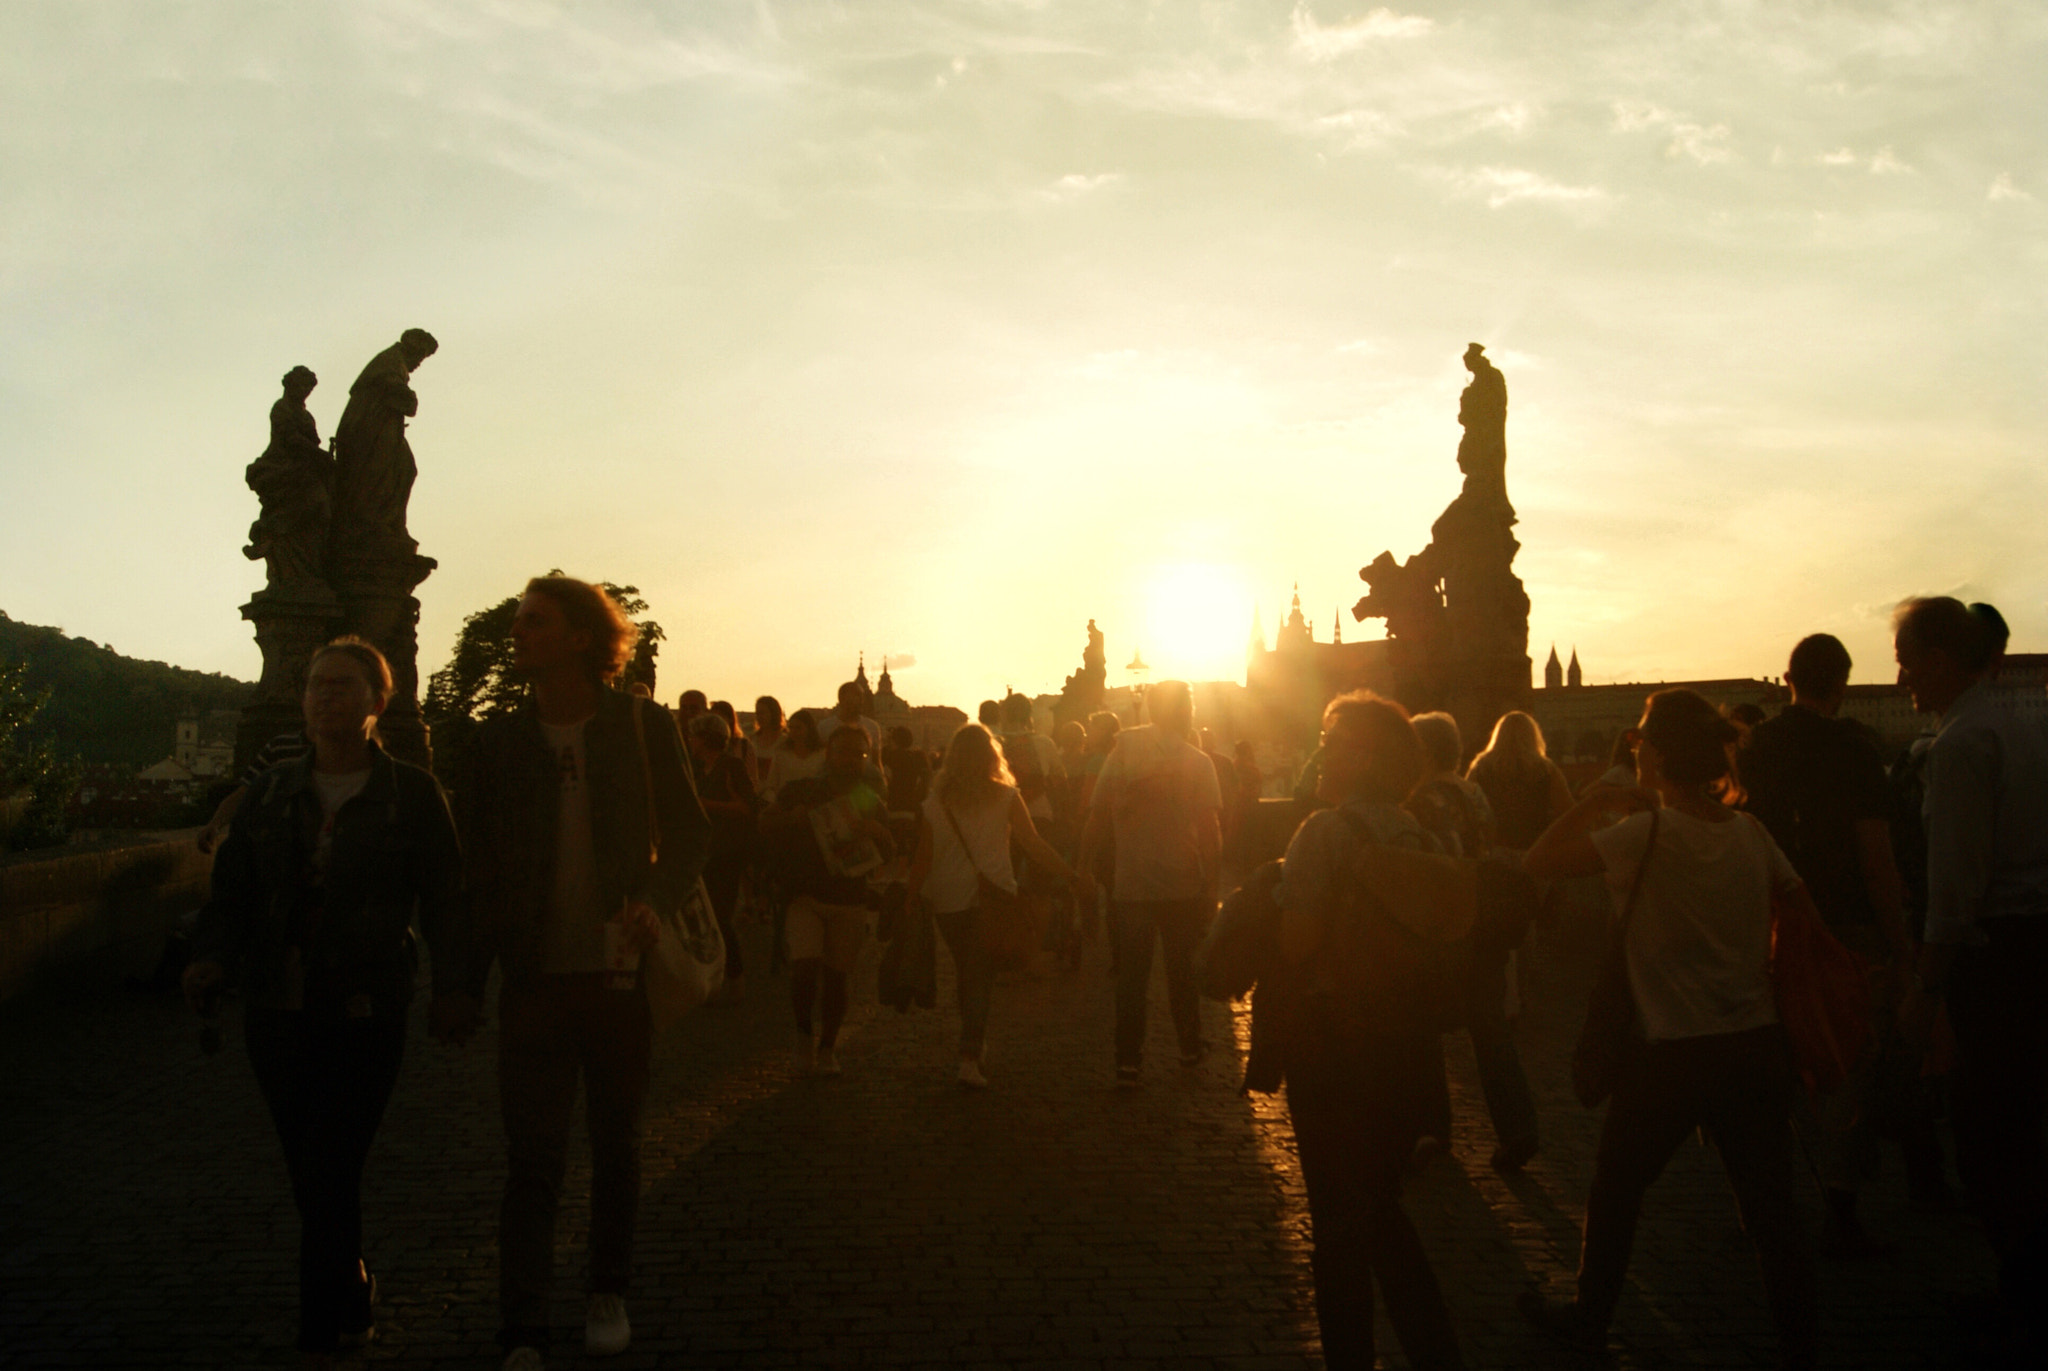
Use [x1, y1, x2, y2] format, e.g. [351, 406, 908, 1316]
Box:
[422, 574, 663, 782]
[1, 656, 80, 850]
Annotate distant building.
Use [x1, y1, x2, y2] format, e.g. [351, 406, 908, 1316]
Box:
[1242, 584, 1395, 747]
[794, 656, 968, 753]
[173, 710, 238, 779]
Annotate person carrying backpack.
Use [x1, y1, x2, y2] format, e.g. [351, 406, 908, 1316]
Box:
[1270, 690, 1466, 1371]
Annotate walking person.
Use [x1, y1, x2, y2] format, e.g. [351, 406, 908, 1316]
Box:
[1894, 596, 2048, 1356]
[762, 708, 826, 801]
[1466, 711, 1572, 850]
[182, 638, 464, 1369]
[748, 694, 788, 775]
[1407, 711, 1540, 1172]
[687, 711, 758, 1005]
[1519, 689, 1818, 1368]
[1269, 691, 1465, 1370]
[456, 576, 710, 1369]
[1080, 679, 1222, 1088]
[904, 723, 1086, 1087]
[765, 722, 895, 1074]
[1738, 633, 1917, 1255]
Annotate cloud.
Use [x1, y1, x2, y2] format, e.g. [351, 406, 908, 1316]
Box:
[1819, 147, 1859, 166]
[1441, 165, 1606, 209]
[1867, 145, 1911, 174]
[1611, 101, 1732, 164]
[1989, 172, 2033, 202]
[882, 653, 917, 670]
[1040, 172, 1124, 201]
[1290, 4, 1432, 62]
[1611, 100, 1671, 133]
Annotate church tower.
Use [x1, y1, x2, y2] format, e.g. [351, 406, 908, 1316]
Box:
[1277, 582, 1312, 652]
[1567, 648, 1583, 689]
[1544, 645, 1563, 690]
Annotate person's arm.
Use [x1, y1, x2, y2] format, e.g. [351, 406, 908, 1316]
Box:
[1009, 790, 1083, 891]
[1920, 729, 1998, 964]
[415, 775, 480, 1044]
[647, 702, 713, 899]
[1856, 818, 1916, 964]
[1277, 815, 1331, 964]
[196, 784, 246, 855]
[1524, 785, 1652, 880]
[182, 790, 261, 1012]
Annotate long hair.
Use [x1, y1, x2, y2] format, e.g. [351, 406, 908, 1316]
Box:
[1468, 710, 1549, 786]
[523, 575, 637, 683]
[937, 722, 1015, 810]
[308, 635, 393, 741]
[1320, 690, 1424, 805]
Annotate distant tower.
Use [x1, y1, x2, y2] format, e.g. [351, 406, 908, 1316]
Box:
[1567, 648, 1583, 689]
[1544, 645, 1563, 690]
[1248, 606, 1266, 659]
[1332, 606, 1342, 644]
[1277, 582, 1312, 651]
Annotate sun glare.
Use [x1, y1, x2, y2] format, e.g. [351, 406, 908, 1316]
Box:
[1139, 562, 1255, 686]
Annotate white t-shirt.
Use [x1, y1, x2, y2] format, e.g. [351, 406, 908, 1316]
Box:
[309, 767, 371, 880]
[763, 744, 827, 801]
[1591, 807, 1798, 1042]
[921, 786, 1018, 915]
[1092, 725, 1223, 901]
[539, 717, 606, 974]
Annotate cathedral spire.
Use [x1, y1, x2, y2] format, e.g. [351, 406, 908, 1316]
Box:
[1544, 644, 1563, 690]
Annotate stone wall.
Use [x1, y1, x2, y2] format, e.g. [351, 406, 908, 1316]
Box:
[0, 832, 212, 1002]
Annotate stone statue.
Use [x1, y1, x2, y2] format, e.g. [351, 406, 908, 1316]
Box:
[243, 366, 334, 589]
[1354, 343, 1531, 747]
[331, 328, 437, 558]
[1056, 618, 1110, 726]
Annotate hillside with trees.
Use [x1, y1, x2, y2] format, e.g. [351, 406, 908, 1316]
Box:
[0, 611, 253, 767]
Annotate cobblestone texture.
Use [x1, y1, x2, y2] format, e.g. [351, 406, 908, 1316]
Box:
[0, 920, 1994, 1368]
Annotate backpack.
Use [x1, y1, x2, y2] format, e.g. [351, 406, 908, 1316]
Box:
[1196, 860, 1284, 1002]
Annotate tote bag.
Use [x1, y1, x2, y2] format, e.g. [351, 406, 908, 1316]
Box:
[631, 700, 726, 1032]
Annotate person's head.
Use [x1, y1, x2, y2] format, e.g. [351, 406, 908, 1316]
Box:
[1636, 689, 1741, 793]
[281, 365, 317, 402]
[977, 699, 1002, 729]
[710, 699, 739, 732]
[1318, 691, 1424, 806]
[825, 719, 870, 781]
[1410, 711, 1462, 778]
[1785, 633, 1853, 706]
[1893, 596, 1998, 715]
[686, 710, 731, 764]
[1234, 739, 1256, 765]
[512, 576, 638, 685]
[1147, 680, 1195, 740]
[888, 725, 914, 751]
[1000, 693, 1034, 733]
[303, 636, 392, 745]
[1086, 710, 1121, 751]
[1972, 602, 2011, 672]
[787, 710, 821, 752]
[939, 722, 1016, 807]
[836, 681, 863, 717]
[754, 695, 785, 731]
[1053, 720, 1085, 758]
[399, 327, 438, 368]
[1475, 711, 1547, 769]
[1729, 702, 1767, 732]
[627, 681, 651, 699]
[675, 689, 707, 722]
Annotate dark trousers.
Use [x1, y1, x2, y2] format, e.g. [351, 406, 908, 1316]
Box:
[1464, 949, 1539, 1153]
[935, 907, 995, 1056]
[498, 975, 652, 1350]
[1113, 898, 1208, 1069]
[244, 1005, 406, 1355]
[705, 859, 745, 979]
[1286, 1028, 1464, 1371]
[1576, 1025, 1816, 1364]
[1948, 916, 2048, 1315]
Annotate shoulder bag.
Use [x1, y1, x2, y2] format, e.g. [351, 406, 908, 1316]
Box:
[1755, 815, 1873, 1095]
[941, 798, 1037, 963]
[632, 698, 726, 1031]
[1571, 808, 1659, 1108]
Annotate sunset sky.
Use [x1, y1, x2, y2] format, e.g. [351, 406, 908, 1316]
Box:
[4, 1, 2043, 714]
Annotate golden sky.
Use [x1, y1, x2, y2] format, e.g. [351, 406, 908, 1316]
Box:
[4, 2, 2043, 712]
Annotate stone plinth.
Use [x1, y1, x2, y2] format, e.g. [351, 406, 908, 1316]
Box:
[328, 549, 437, 769]
[236, 581, 345, 772]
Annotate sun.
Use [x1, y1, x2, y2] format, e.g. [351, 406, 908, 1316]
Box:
[1139, 562, 1255, 685]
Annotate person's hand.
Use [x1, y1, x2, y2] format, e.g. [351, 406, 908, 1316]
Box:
[195, 822, 225, 856]
[429, 992, 482, 1046]
[622, 901, 661, 955]
[182, 959, 226, 1015]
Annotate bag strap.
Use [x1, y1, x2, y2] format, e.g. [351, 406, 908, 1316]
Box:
[630, 698, 659, 866]
[940, 798, 1000, 888]
[1614, 808, 1661, 937]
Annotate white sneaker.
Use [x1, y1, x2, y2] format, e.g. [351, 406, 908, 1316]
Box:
[585, 1293, 631, 1356]
[957, 1058, 988, 1088]
[501, 1348, 545, 1371]
[815, 1046, 842, 1076]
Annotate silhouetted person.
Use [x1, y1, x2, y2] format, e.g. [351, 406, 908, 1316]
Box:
[688, 711, 757, 1005]
[819, 680, 880, 755]
[1522, 689, 1817, 1367]
[1740, 633, 1914, 1255]
[882, 725, 931, 814]
[1895, 596, 2048, 1353]
[1080, 679, 1221, 1087]
[1272, 691, 1465, 1370]
[674, 689, 707, 733]
[456, 576, 710, 1368]
[1467, 711, 1571, 850]
[184, 638, 463, 1366]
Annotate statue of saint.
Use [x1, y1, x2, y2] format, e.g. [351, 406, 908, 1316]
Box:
[243, 366, 334, 588]
[331, 328, 438, 557]
[1453, 342, 1510, 515]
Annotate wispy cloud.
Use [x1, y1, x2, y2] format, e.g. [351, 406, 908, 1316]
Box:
[1440, 165, 1606, 209]
[1989, 172, 2033, 202]
[1290, 5, 1433, 62]
[1869, 145, 1911, 174]
[1037, 172, 1124, 202]
[1610, 101, 1732, 164]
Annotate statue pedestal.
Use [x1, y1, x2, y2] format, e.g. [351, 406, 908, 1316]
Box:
[237, 582, 345, 772]
[329, 550, 437, 769]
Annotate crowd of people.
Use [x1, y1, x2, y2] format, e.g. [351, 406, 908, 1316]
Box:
[181, 576, 2046, 1370]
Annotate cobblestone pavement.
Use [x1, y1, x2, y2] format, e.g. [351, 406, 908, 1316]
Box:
[1, 917, 1994, 1369]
